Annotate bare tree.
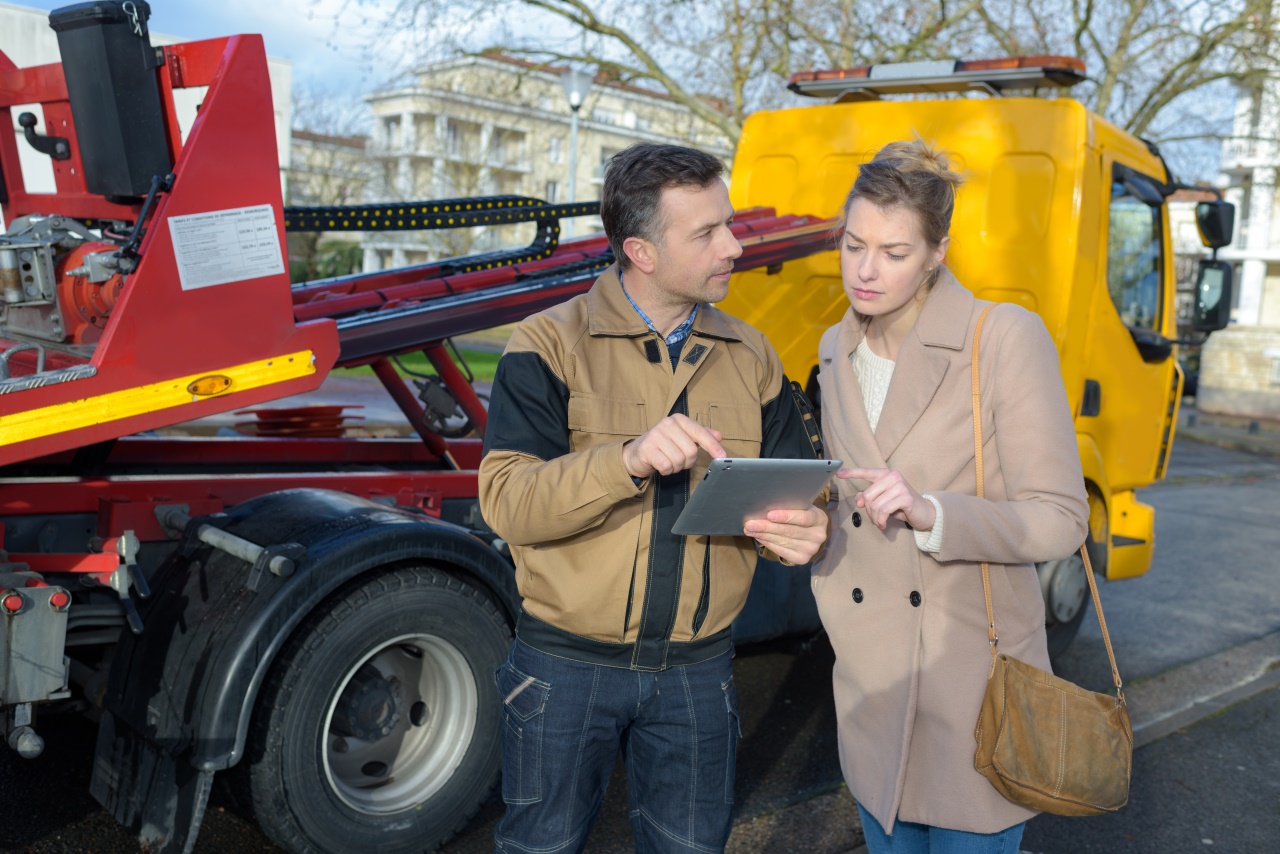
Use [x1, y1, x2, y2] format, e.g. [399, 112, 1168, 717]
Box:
[359, 0, 1275, 176]
[288, 83, 372, 281]
[973, 0, 1279, 175]
[370, 0, 992, 145]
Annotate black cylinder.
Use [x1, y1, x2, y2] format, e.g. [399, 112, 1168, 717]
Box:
[49, 1, 171, 199]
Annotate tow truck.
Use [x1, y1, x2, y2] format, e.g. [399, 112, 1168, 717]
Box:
[1, 5, 1233, 854]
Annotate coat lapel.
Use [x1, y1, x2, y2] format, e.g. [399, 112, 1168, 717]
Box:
[825, 309, 888, 470]
[872, 270, 974, 462]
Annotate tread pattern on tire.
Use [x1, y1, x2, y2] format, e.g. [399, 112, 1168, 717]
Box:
[235, 565, 511, 854]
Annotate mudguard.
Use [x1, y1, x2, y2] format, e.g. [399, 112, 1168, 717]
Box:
[90, 488, 518, 853]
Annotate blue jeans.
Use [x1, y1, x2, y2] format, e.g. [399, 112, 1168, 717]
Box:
[493, 638, 740, 853]
[857, 803, 1025, 854]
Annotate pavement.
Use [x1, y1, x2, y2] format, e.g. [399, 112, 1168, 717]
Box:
[1175, 405, 1280, 459]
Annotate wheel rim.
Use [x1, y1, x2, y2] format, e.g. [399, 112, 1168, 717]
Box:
[1047, 554, 1088, 624]
[321, 633, 478, 814]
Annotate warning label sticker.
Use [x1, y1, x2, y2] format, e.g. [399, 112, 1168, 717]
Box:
[168, 204, 286, 290]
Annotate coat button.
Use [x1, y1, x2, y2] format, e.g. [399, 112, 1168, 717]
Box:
[852, 588, 863, 603]
[851, 511, 862, 528]
[909, 591, 922, 607]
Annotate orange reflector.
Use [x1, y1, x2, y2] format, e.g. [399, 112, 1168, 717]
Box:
[187, 374, 234, 396]
[957, 55, 1085, 74]
[50, 591, 70, 609]
[789, 66, 872, 86]
[2, 592, 24, 613]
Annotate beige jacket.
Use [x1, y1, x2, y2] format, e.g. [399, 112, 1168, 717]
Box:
[479, 267, 822, 671]
[813, 270, 1089, 833]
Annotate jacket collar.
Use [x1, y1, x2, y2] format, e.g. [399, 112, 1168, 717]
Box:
[912, 268, 975, 351]
[586, 264, 741, 342]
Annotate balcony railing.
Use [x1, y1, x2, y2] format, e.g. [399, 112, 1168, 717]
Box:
[1222, 137, 1277, 168]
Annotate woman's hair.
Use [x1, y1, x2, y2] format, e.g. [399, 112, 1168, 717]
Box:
[839, 140, 964, 289]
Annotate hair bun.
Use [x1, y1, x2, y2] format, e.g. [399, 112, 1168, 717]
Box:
[875, 140, 963, 190]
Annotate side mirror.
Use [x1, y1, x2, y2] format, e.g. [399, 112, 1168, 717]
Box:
[1192, 259, 1233, 332]
[1195, 200, 1235, 249]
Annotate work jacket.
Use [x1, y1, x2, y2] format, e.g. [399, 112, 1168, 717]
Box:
[813, 271, 1090, 833]
[479, 266, 821, 671]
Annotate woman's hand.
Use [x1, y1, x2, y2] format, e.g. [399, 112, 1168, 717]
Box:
[837, 467, 936, 532]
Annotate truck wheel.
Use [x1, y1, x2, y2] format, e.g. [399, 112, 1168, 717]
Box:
[239, 566, 511, 853]
[1040, 553, 1089, 660]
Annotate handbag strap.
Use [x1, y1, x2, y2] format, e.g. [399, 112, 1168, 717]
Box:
[970, 305, 1124, 696]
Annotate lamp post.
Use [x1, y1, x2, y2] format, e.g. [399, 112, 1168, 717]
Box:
[559, 67, 594, 238]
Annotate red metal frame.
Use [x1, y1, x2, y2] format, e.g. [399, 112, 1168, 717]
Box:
[1, 36, 338, 467]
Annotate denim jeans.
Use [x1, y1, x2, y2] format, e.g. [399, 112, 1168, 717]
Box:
[493, 638, 740, 854]
[857, 803, 1025, 854]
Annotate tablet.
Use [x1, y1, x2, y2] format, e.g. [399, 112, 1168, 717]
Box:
[671, 457, 841, 536]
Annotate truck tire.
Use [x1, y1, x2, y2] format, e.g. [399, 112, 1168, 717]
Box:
[1041, 552, 1089, 661]
[239, 566, 511, 853]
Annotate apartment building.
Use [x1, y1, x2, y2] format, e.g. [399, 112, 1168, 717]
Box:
[361, 53, 733, 270]
[1201, 64, 1280, 418]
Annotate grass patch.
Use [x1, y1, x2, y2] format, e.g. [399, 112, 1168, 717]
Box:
[337, 348, 501, 383]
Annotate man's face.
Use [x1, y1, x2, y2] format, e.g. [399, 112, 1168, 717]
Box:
[648, 181, 743, 307]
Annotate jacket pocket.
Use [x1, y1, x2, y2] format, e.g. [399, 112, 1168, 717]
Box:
[706, 401, 762, 458]
[495, 662, 552, 805]
[991, 563, 1045, 646]
[567, 393, 647, 452]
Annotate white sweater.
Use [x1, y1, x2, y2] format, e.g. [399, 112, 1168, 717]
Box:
[852, 339, 944, 552]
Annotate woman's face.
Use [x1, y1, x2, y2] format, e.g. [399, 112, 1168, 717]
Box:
[840, 197, 948, 322]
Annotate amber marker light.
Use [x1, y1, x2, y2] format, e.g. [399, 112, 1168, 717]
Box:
[187, 375, 233, 396]
[956, 56, 1086, 74]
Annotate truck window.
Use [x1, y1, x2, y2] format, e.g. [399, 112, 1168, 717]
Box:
[1107, 175, 1165, 331]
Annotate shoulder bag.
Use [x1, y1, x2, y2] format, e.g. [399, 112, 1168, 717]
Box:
[969, 305, 1133, 816]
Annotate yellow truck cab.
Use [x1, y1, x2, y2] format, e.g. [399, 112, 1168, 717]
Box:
[720, 57, 1235, 652]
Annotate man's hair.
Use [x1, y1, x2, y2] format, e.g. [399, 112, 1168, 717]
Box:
[600, 143, 725, 271]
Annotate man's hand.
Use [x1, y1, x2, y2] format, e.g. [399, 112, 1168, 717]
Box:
[837, 467, 936, 532]
[744, 505, 829, 565]
[623, 414, 726, 479]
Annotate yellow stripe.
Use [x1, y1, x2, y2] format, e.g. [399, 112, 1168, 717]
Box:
[0, 351, 316, 447]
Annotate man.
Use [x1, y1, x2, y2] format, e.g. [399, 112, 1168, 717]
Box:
[479, 142, 828, 853]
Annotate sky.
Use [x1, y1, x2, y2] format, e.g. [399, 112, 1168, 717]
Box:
[13, 0, 409, 96]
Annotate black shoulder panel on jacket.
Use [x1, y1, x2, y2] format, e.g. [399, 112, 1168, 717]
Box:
[482, 351, 571, 462]
[761, 374, 822, 461]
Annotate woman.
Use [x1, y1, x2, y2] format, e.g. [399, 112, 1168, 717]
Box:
[812, 140, 1090, 853]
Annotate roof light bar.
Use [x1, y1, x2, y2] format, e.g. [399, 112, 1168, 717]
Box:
[789, 56, 1085, 99]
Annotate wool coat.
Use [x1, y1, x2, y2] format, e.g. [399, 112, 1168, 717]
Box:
[812, 269, 1090, 835]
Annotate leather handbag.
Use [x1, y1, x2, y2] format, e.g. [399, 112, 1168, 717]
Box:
[968, 305, 1133, 817]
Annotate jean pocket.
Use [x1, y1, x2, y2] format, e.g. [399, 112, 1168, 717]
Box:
[498, 661, 552, 805]
[721, 677, 742, 805]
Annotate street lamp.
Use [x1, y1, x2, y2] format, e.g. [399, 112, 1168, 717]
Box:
[559, 67, 594, 238]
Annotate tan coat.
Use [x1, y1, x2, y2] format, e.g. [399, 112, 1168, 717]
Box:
[813, 270, 1089, 834]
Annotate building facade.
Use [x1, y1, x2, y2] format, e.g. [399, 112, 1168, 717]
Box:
[1201, 58, 1280, 419]
[361, 53, 733, 270]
